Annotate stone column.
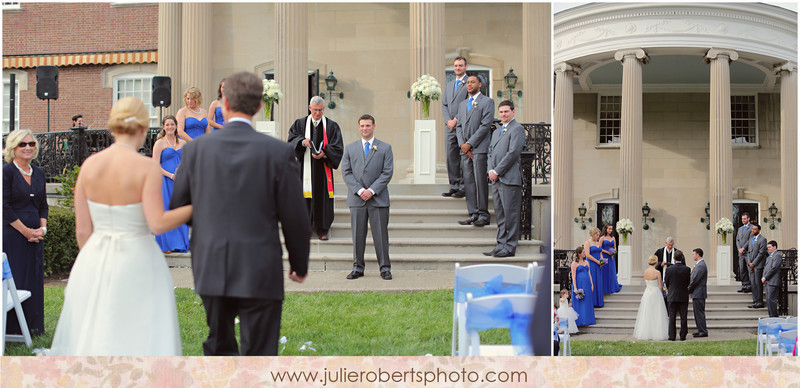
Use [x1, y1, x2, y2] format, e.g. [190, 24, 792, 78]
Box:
[158, 3, 181, 116]
[776, 62, 798, 249]
[180, 3, 212, 112]
[521, 3, 551, 123]
[553, 63, 579, 249]
[275, 3, 308, 140]
[705, 48, 738, 278]
[410, 3, 445, 165]
[614, 49, 648, 278]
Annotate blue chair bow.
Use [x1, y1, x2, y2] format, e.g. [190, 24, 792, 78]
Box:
[454, 275, 527, 303]
[466, 298, 532, 355]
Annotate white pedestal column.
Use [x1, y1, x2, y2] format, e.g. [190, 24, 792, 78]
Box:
[414, 119, 436, 184]
[255, 121, 278, 138]
[716, 245, 732, 285]
[618, 245, 632, 285]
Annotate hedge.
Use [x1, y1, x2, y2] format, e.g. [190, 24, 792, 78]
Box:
[43, 206, 79, 277]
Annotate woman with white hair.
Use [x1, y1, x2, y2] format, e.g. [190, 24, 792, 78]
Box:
[3, 129, 48, 336]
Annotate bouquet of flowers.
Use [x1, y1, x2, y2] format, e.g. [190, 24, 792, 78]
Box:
[715, 217, 735, 244]
[608, 247, 616, 257]
[262, 79, 283, 121]
[600, 257, 608, 266]
[411, 74, 442, 119]
[616, 218, 634, 244]
[575, 289, 585, 300]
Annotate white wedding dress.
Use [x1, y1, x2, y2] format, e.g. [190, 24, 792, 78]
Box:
[49, 201, 181, 355]
[632, 279, 669, 341]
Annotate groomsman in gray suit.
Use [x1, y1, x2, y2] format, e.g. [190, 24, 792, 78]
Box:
[736, 212, 753, 293]
[341, 114, 394, 280]
[746, 224, 768, 308]
[762, 240, 782, 317]
[483, 100, 525, 258]
[441, 56, 469, 198]
[456, 74, 495, 227]
[689, 248, 708, 338]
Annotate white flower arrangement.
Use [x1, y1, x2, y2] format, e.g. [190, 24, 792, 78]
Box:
[411, 74, 442, 118]
[616, 218, 634, 244]
[262, 79, 283, 120]
[715, 217, 735, 244]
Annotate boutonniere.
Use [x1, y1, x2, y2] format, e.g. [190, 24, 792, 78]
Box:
[472, 99, 478, 108]
[370, 145, 378, 152]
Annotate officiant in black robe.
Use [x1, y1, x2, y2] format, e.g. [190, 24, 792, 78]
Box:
[287, 96, 343, 240]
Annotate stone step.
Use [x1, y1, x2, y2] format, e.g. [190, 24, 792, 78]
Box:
[582, 322, 759, 334]
[334, 208, 469, 223]
[334, 194, 491, 210]
[308, 237, 543, 255]
[596, 306, 771, 318]
[328, 222, 506, 239]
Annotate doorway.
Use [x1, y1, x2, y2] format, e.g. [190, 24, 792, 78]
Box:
[596, 201, 620, 272]
[262, 70, 320, 120]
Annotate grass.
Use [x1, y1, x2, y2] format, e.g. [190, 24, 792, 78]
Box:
[5, 287, 510, 356]
[568, 339, 757, 356]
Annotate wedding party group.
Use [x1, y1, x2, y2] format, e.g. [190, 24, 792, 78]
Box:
[2, 71, 398, 356]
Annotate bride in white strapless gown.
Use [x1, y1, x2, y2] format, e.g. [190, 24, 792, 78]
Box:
[632, 255, 669, 341]
[49, 97, 192, 356]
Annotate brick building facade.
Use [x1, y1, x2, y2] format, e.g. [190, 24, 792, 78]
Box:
[3, 3, 158, 133]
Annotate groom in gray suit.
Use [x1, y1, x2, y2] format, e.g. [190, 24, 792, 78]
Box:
[441, 56, 469, 198]
[341, 114, 394, 280]
[456, 74, 495, 227]
[747, 224, 768, 308]
[483, 100, 525, 258]
[689, 248, 708, 338]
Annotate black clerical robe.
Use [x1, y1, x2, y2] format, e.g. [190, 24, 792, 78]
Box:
[287, 116, 343, 233]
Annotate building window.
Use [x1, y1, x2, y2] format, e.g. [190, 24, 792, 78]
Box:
[598, 95, 621, 145]
[445, 66, 491, 99]
[3, 78, 20, 134]
[731, 95, 757, 145]
[113, 73, 158, 127]
[2, 2, 21, 11]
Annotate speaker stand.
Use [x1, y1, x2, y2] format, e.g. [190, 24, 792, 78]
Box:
[46, 99, 51, 132]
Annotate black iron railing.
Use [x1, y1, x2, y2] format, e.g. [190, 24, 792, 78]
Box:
[778, 248, 797, 316]
[520, 123, 551, 240]
[3, 127, 160, 182]
[553, 249, 576, 292]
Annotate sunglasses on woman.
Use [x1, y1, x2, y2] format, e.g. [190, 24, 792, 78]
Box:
[17, 142, 36, 148]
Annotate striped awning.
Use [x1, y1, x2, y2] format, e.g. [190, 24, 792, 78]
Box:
[3, 51, 158, 69]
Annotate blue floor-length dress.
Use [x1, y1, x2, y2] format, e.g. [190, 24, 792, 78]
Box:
[602, 239, 623, 294]
[213, 106, 224, 132]
[589, 245, 604, 307]
[184, 116, 208, 139]
[572, 264, 595, 326]
[154, 148, 189, 252]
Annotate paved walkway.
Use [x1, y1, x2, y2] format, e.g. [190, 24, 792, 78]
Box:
[169, 268, 455, 293]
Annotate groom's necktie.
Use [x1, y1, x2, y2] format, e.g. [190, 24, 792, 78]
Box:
[364, 141, 370, 156]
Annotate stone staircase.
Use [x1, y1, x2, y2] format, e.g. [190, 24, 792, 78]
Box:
[583, 285, 768, 334]
[167, 183, 547, 271]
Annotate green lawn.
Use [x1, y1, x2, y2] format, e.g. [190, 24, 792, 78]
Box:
[567, 338, 757, 356]
[4, 287, 510, 356]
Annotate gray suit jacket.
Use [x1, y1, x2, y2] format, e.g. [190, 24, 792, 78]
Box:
[455, 93, 495, 154]
[442, 76, 468, 123]
[736, 223, 752, 252]
[762, 250, 782, 287]
[688, 259, 708, 299]
[487, 119, 525, 186]
[341, 138, 394, 208]
[747, 234, 768, 268]
[171, 121, 310, 299]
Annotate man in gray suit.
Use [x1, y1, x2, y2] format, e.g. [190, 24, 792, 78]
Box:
[746, 224, 768, 308]
[689, 248, 708, 338]
[762, 240, 782, 317]
[456, 74, 495, 227]
[483, 100, 525, 258]
[736, 212, 753, 293]
[171, 71, 310, 356]
[441, 56, 469, 198]
[341, 114, 394, 280]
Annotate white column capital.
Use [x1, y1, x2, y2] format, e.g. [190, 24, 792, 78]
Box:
[774, 61, 798, 74]
[613, 49, 649, 64]
[554, 62, 581, 75]
[704, 48, 739, 63]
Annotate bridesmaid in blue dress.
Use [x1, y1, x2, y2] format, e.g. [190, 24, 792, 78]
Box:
[600, 223, 623, 294]
[206, 79, 226, 132]
[571, 246, 595, 326]
[152, 115, 189, 253]
[584, 227, 604, 307]
[176, 86, 208, 141]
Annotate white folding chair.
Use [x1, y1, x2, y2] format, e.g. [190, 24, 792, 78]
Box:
[777, 330, 798, 356]
[464, 293, 535, 356]
[757, 317, 785, 356]
[3, 253, 33, 354]
[558, 320, 571, 356]
[766, 322, 797, 356]
[530, 262, 545, 292]
[452, 263, 534, 356]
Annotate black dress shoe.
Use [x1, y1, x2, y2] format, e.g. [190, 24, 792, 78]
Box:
[694, 332, 708, 338]
[473, 219, 489, 227]
[346, 271, 364, 280]
[450, 190, 466, 198]
[736, 288, 746, 293]
[483, 248, 501, 256]
[381, 271, 392, 280]
[753, 303, 765, 308]
[680, 337, 686, 341]
[494, 249, 515, 258]
[668, 338, 675, 341]
[458, 218, 476, 225]
[441, 189, 456, 197]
